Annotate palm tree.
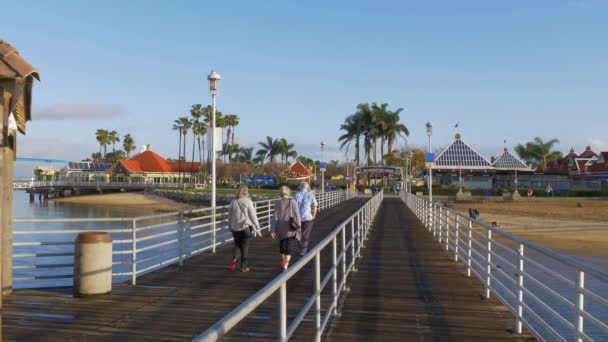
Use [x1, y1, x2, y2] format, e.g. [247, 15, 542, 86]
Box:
[108, 130, 120, 153]
[192, 121, 207, 169]
[257, 136, 281, 164]
[223, 114, 239, 161]
[173, 117, 192, 184]
[95, 129, 109, 159]
[237, 147, 254, 164]
[190, 104, 204, 172]
[278, 138, 297, 164]
[515, 137, 562, 170]
[384, 108, 409, 159]
[338, 113, 364, 166]
[123, 134, 136, 158]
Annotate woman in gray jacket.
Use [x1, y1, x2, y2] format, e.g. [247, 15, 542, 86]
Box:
[271, 186, 302, 271]
[228, 185, 261, 272]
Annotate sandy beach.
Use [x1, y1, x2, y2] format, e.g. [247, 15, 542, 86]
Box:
[450, 199, 608, 257]
[53, 192, 189, 212]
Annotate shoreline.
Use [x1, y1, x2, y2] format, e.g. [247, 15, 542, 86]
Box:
[52, 192, 190, 212]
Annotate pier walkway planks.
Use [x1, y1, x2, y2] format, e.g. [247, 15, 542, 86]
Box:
[2, 198, 368, 341]
[325, 197, 535, 341]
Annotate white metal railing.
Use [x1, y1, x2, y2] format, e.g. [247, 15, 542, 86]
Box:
[194, 190, 382, 342]
[12, 189, 356, 288]
[27, 181, 182, 189]
[402, 192, 608, 341]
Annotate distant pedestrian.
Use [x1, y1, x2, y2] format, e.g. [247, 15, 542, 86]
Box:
[546, 184, 553, 197]
[228, 185, 262, 273]
[527, 187, 534, 198]
[294, 181, 318, 256]
[371, 183, 378, 194]
[271, 186, 302, 271]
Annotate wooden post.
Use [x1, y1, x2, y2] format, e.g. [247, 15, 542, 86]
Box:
[1, 87, 15, 298]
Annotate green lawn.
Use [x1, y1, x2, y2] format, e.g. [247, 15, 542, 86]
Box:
[188, 188, 281, 197]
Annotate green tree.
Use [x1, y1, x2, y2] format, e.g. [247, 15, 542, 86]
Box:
[278, 138, 297, 165]
[257, 136, 281, 164]
[237, 147, 254, 164]
[190, 104, 204, 172]
[95, 129, 109, 159]
[515, 137, 562, 170]
[108, 130, 120, 153]
[122, 134, 136, 158]
[105, 150, 126, 163]
[338, 113, 364, 166]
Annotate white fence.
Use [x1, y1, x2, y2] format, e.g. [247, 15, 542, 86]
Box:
[12, 189, 355, 289]
[194, 190, 383, 342]
[402, 192, 608, 341]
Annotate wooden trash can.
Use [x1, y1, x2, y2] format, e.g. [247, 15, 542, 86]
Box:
[73, 232, 112, 297]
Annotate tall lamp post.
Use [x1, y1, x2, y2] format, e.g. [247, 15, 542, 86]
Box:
[426, 121, 433, 226]
[408, 150, 413, 193]
[321, 141, 326, 193]
[208, 70, 220, 253]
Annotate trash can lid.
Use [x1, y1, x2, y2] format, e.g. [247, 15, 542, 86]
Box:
[76, 232, 112, 243]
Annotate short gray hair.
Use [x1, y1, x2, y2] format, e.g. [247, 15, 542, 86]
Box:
[236, 185, 250, 199]
[299, 181, 310, 190]
[279, 186, 291, 198]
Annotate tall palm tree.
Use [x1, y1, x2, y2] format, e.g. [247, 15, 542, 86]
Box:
[173, 119, 184, 184]
[190, 104, 204, 172]
[384, 108, 409, 158]
[338, 113, 364, 166]
[123, 133, 136, 158]
[257, 136, 281, 164]
[278, 138, 297, 164]
[515, 137, 562, 170]
[174, 117, 192, 184]
[95, 129, 109, 159]
[108, 130, 120, 153]
[223, 114, 239, 161]
[192, 121, 207, 169]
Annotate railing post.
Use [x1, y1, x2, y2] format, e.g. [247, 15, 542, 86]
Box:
[467, 221, 472, 277]
[516, 243, 524, 334]
[332, 237, 338, 316]
[131, 218, 137, 285]
[314, 253, 322, 342]
[268, 200, 272, 230]
[454, 217, 459, 262]
[212, 206, 217, 254]
[439, 208, 444, 243]
[485, 229, 492, 299]
[278, 282, 287, 342]
[445, 210, 449, 251]
[351, 218, 357, 272]
[341, 225, 348, 291]
[436, 206, 441, 238]
[178, 210, 185, 266]
[576, 270, 585, 342]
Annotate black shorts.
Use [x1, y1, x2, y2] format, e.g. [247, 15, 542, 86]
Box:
[279, 238, 296, 255]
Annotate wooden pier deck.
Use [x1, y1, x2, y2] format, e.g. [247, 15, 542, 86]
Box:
[1, 197, 535, 341]
[325, 197, 534, 341]
[1, 198, 368, 341]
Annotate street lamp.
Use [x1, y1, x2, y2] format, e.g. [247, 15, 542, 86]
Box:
[426, 121, 433, 227]
[321, 141, 326, 193]
[208, 69, 220, 253]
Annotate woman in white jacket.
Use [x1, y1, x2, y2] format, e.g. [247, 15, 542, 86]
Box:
[227, 185, 261, 272]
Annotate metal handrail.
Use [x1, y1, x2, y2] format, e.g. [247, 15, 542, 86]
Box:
[12, 189, 356, 287]
[194, 190, 383, 342]
[402, 192, 608, 341]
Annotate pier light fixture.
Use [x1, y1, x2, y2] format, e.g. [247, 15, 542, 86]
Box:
[321, 141, 326, 193]
[426, 121, 433, 137]
[208, 70, 220, 95]
[425, 121, 433, 228]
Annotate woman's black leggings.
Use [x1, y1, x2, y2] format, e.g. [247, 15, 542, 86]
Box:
[232, 231, 251, 268]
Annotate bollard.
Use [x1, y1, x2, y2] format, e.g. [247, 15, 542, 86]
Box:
[73, 232, 112, 297]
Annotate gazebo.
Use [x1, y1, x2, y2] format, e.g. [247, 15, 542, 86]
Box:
[492, 147, 532, 191]
[1, 40, 40, 299]
[432, 133, 493, 191]
[282, 161, 313, 182]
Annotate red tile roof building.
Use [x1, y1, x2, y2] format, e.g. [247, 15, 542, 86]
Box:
[109, 150, 201, 182]
[282, 161, 313, 181]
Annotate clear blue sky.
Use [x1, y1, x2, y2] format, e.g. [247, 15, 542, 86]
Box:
[4, 1, 608, 175]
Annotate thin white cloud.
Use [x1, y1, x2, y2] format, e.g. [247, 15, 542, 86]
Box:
[35, 101, 128, 121]
[589, 138, 608, 152]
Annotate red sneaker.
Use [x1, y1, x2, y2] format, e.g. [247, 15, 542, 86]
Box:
[228, 259, 237, 271]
